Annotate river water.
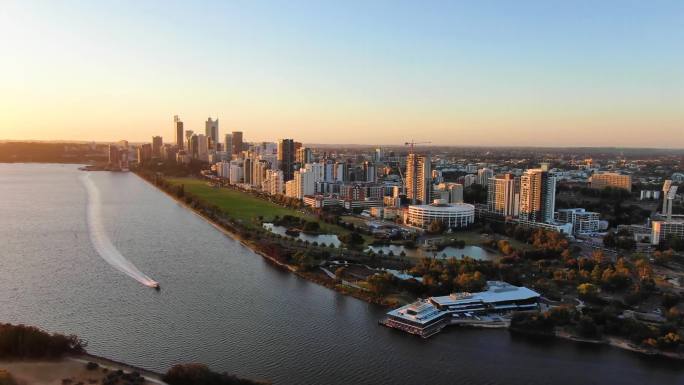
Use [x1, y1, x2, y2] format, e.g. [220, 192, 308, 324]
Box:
[0, 164, 681, 385]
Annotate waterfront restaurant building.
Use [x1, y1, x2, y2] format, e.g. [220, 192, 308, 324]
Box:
[384, 281, 540, 338]
[407, 199, 475, 229]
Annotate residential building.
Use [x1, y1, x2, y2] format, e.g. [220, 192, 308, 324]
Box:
[264, 169, 284, 195]
[651, 220, 684, 245]
[519, 168, 556, 223]
[590, 172, 632, 192]
[363, 161, 377, 182]
[486, 174, 519, 217]
[555, 208, 600, 235]
[406, 153, 431, 204]
[296, 147, 313, 164]
[463, 174, 477, 188]
[477, 168, 494, 185]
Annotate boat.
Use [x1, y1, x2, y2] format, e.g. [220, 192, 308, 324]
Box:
[150, 282, 160, 290]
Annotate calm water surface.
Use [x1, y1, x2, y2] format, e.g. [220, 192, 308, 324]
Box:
[366, 244, 495, 260]
[0, 164, 681, 385]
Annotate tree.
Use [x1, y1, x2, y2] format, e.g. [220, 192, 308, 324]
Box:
[367, 273, 393, 296]
[164, 363, 261, 385]
[455, 271, 486, 292]
[302, 221, 320, 233]
[292, 251, 316, 271]
[577, 283, 599, 300]
[334, 266, 347, 281]
[340, 231, 364, 246]
[427, 220, 446, 235]
[603, 232, 616, 248]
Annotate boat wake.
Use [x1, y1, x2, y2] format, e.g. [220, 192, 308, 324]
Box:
[81, 173, 158, 288]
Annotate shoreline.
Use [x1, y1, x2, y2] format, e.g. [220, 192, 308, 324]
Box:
[70, 353, 166, 383]
[132, 171, 683, 361]
[134, 171, 392, 306]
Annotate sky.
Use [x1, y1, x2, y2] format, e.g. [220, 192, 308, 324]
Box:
[1, 0, 682, 147]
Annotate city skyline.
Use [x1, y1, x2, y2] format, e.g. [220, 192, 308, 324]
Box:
[1, 0, 683, 147]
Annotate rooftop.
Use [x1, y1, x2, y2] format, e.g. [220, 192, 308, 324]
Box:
[430, 281, 540, 307]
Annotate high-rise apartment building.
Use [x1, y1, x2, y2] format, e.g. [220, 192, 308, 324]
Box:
[477, 168, 494, 186]
[363, 161, 377, 183]
[519, 169, 556, 223]
[334, 161, 347, 182]
[296, 147, 313, 164]
[487, 174, 519, 217]
[278, 139, 296, 181]
[174, 115, 184, 149]
[205, 117, 219, 150]
[405, 153, 431, 204]
[304, 162, 324, 183]
[232, 131, 243, 156]
[264, 169, 284, 195]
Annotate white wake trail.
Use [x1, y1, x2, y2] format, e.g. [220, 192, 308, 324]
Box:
[81, 173, 158, 288]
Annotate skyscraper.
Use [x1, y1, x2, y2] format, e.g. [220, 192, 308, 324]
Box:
[174, 115, 184, 149]
[519, 169, 556, 223]
[224, 134, 233, 160]
[232, 131, 243, 156]
[189, 134, 199, 159]
[152, 136, 163, 158]
[205, 117, 219, 150]
[137, 143, 152, 164]
[405, 153, 431, 204]
[363, 161, 377, 182]
[296, 147, 312, 164]
[197, 134, 209, 162]
[487, 174, 519, 217]
[278, 139, 296, 181]
[477, 168, 494, 185]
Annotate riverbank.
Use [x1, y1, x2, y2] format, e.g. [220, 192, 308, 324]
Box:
[135, 171, 395, 307]
[0, 354, 165, 385]
[132, 171, 684, 361]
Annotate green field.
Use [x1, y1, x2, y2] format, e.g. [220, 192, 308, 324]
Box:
[167, 178, 357, 239]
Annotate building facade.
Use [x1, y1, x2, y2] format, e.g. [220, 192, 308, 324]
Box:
[590, 172, 632, 192]
[406, 153, 431, 204]
[487, 174, 519, 217]
[407, 200, 475, 229]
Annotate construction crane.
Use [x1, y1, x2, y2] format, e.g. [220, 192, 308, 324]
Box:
[404, 140, 431, 153]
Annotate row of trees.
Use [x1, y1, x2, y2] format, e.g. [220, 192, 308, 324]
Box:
[164, 364, 265, 385]
[0, 323, 86, 359]
[511, 305, 682, 350]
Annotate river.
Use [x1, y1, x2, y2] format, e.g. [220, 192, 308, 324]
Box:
[0, 164, 681, 385]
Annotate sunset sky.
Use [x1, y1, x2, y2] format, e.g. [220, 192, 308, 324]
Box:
[1, 0, 682, 147]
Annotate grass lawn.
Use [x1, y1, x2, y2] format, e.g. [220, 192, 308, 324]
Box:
[167, 178, 361, 241]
